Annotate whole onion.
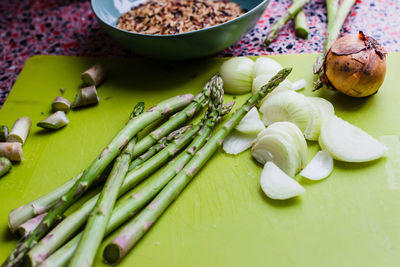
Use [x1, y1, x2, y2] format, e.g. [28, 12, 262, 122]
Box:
[321, 31, 387, 97]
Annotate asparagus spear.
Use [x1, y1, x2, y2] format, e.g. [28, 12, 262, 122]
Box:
[0, 143, 23, 162]
[0, 157, 12, 177]
[7, 117, 31, 144]
[27, 125, 198, 266]
[313, 0, 355, 74]
[264, 0, 309, 45]
[294, 9, 309, 39]
[38, 78, 231, 267]
[37, 111, 69, 130]
[7, 88, 207, 231]
[0, 126, 9, 142]
[81, 64, 105, 86]
[1, 94, 193, 267]
[103, 69, 292, 263]
[69, 139, 143, 265]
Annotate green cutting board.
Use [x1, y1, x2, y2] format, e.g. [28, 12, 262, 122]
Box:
[1, 54, 400, 267]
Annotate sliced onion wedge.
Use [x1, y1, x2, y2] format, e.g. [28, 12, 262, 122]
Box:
[260, 90, 311, 132]
[260, 122, 308, 168]
[308, 97, 335, 121]
[223, 131, 254, 155]
[303, 98, 322, 141]
[254, 57, 283, 77]
[235, 107, 265, 135]
[319, 116, 387, 162]
[291, 79, 306, 91]
[252, 134, 301, 177]
[260, 162, 306, 200]
[300, 150, 333, 180]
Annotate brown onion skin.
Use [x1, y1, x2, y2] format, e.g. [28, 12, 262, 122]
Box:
[323, 32, 387, 98]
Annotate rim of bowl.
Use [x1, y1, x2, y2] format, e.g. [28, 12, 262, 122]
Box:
[91, 0, 269, 37]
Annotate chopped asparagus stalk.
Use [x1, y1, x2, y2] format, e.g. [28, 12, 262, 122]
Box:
[0, 142, 23, 161]
[294, 9, 309, 39]
[71, 85, 100, 109]
[81, 63, 105, 86]
[1, 94, 194, 267]
[0, 125, 9, 142]
[264, 0, 309, 45]
[52, 96, 71, 113]
[7, 117, 32, 144]
[103, 69, 292, 264]
[0, 157, 12, 177]
[60, 87, 66, 94]
[37, 111, 69, 130]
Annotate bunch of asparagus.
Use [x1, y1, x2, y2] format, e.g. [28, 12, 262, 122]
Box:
[2, 69, 291, 267]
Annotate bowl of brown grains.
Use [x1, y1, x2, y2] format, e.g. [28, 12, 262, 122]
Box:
[91, 0, 270, 60]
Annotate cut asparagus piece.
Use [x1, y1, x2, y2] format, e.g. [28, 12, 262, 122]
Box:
[0, 143, 23, 161]
[37, 111, 69, 130]
[313, 0, 356, 75]
[0, 157, 12, 177]
[103, 68, 292, 264]
[264, 0, 310, 45]
[294, 9, 309, 39]
[71, 85, 100, 109]
[7, 117, 32, 144]
[2, 94, 193, 267]
[0, 125, 9, 142]
[7, 88, 208, 231]
[52, 96, 71, 113]
[81, 63, 105, 86]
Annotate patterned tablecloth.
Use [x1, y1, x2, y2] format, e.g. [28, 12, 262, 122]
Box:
[1, 0, 399, 107]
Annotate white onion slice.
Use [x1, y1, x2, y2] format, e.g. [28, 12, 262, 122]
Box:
[254, 57, 283, 77]
[235, 107, 265, 135]
[219, 57, 255, 95]
[300, 150, 333, 180]
[291, 79, 307, 91]
[319, 116, 387, 162]
[260, 162, 305, 200]
[308, 97, 335, 121]
[223, 131, 254, 155]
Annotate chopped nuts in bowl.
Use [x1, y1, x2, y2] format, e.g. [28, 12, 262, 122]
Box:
[91, 0, 270, 60]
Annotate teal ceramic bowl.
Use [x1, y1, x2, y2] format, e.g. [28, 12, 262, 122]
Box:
[91, 0, 270, 60]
